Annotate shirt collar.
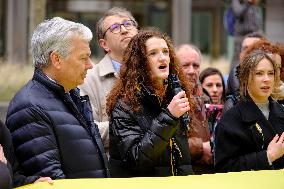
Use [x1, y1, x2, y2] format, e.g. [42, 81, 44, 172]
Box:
[45, 73, 57, 83]
[111, 59, 121, 73]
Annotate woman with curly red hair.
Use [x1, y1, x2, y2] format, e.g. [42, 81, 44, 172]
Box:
[106, 28, 194, 177]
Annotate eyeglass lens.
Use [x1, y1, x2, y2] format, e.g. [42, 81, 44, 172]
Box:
[109, 20, 134, 33]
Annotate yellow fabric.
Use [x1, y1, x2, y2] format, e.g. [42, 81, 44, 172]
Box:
[17, 170, 284, 189]
[169, 138, 174, 176]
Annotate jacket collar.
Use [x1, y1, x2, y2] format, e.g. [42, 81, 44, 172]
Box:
[239, 97, 284, 122]
[33, 68, 66, 97]
[33, 69, 82, 98]
[137, 84, 163, 109]
[97, 54, 119, 78]
[269, 100, 284, 119]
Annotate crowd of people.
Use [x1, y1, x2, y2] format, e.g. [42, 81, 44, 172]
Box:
[1, 4, 284, 189]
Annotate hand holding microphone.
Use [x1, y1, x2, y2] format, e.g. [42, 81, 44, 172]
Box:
[168, 74, 191, 132]
[167, 91, 190, 118]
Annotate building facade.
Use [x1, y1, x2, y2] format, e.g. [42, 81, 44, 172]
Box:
[0, 0, 283, 64]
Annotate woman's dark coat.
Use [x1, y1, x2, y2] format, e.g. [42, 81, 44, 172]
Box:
[214, 98, 284, 172]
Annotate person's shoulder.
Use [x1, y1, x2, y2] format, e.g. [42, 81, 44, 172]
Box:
[271, 100, 284, 115]
[10, 80, 33, 103]
[114, 98, 131, 110]
[96, 54, 113, 68]
[83, 60, 103, 85]
[222, 104, 238, 116]
[220, 103, 242, 122]
[8, 78, 59, 114]
[111, 98, 134, 119]
[87, 55, 114, 77]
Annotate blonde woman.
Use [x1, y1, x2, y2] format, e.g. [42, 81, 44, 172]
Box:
[214, 50, 284, 172]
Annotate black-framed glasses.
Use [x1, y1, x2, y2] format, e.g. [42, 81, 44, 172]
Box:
[102, 20, 136, 38]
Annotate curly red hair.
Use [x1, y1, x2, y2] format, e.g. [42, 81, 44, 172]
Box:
[106, 28, 194, 116]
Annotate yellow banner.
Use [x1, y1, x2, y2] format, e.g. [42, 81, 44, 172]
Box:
[16, 170, 284, 189]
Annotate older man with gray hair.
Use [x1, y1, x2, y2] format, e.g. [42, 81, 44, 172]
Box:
[176, 44, 213, 174]
[6, 17, 109, 180]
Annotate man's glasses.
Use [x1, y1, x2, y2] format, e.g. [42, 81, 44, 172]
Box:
[102, 20, 136, 38]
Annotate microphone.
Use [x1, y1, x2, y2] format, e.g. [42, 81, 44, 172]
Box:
[168, 74, 190, 132]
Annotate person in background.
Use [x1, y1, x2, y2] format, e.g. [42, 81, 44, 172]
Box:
[175, 44, 213, 174]
[107, 28, 194, 177]
[276, 44, 284, 104]
[5, 17, 109, 181]
[199, 67, 226, 151]
[224, 32, 264, 113]
[200, 67, 226, 105]
[0, 120, 53, 188]
[230, 0, 262, 69]
[175, 44, 201, 85]
[214, 50, 284, 172]
[79, 7, 138, 153]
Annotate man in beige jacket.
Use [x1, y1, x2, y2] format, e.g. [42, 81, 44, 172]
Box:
[79, 7, 138, 153]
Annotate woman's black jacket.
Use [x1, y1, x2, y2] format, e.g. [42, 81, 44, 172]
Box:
[109, 85, 193, 177]
[214, 98, 284, 172]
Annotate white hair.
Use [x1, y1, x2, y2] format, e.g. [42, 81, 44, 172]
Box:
[31, 17, 93, 69]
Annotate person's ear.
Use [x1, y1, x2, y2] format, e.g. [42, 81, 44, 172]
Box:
[98, 39, 110, 53]
[49, 51, 62, 69]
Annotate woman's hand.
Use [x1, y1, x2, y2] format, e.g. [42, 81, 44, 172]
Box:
[34, 177, 54, 185]
[167, 91, 190, 118]
[200, 141, 213, 165]
[267, 132, 284, 163]
[0, 144, 7, 164]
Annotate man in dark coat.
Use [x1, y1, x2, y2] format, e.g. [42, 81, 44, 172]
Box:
[5, 17, 109, 182]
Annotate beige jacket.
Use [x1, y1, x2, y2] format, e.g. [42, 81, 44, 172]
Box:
[79, 54, 119, 151]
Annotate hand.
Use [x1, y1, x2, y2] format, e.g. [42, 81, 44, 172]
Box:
[0, 144, 7, 164]
[167, 91, 190, 118]
[267, 132, 284, 163]
[200, 141, 213, 165]
[34, 177, 54, 185]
